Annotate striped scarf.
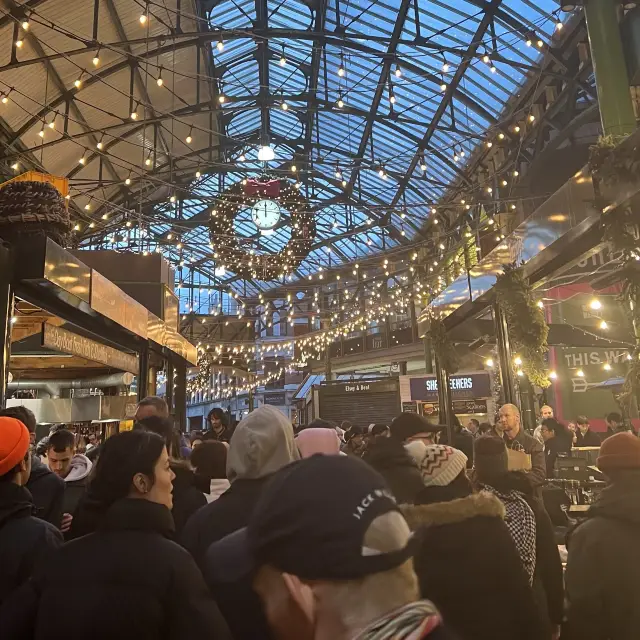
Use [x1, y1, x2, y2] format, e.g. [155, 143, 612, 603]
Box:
[481, 484, 537, 584]
[354, 601, 442, 640]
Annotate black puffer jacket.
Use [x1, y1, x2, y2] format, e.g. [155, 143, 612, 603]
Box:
[565, 470, 640, 640]
[26, 455, 64, 527]
[0, 499, 231, 640]
[171, 461, 207, 537]
[363, 438, 424, 504]
[0, 483, 62, 606]
[402, 491, 545, 640]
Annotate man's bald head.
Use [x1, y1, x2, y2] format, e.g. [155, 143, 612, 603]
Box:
[498, 403, 521, 439]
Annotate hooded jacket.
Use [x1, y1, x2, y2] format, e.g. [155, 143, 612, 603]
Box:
[206, 479, 231, 503]
[402, 492, 545, 640]
[60, 453, 92, 518]
[0, 499, 231, 640]
[565, 470, 640, 640]
[26, 454, 64, 527]
[363, 437, 424, 504]
[0, 483, 62, 606]
[183, 406, 300, 640]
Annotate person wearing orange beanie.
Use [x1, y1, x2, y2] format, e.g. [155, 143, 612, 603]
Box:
[0, 417, 62, 605]
[566, 431, 640, 640]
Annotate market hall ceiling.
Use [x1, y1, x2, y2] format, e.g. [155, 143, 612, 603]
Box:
[0, 0, 589, 297]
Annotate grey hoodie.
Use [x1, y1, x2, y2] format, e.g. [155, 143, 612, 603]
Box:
[64, 454, 92, 483]
[226, 406, 300, 482]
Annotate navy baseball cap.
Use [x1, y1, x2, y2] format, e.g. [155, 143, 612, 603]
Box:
[206, 455, 416, 583]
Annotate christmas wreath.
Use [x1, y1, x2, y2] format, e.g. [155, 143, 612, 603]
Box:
[209, 177, 316, 280]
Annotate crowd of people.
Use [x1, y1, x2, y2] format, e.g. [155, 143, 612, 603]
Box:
[0, 397, 637, 639]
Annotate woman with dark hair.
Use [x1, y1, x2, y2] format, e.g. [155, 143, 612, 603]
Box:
[474, 436, 564, 640]
[132, 416, 206, 537]
[190, 441, 230, 502]
[402, 441, 543, 640]
[0, 430, 230, 640]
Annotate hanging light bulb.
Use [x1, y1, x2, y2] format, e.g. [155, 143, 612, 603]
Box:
[130, 102, 139, 120]
[21, 19, 30, 30]
[78, 155, 86, 165]
[389, 87, 396, 104]
[239, 151, 246, 162]
[482, 52, 490, 64]
[157, 67, 164, 86]
[125, 175, 132, 185]
[590, 298, 602, 310]
[74, 77, 82, 89]
[280, 45, 286, 66]
[394, 63, 402, 77]
[218, 93, 225, 104]
[139, 11, 148, 24]
[336, 91, 344, 108]
[600, 319, 608, 330]
[217, 38, 224, 52]
[335, 164, 342, 179]
[281, 98, 288, 110]
[196, 170, 201, 178]
[420, 156, 427, 171]
[169, 194, 176, 203]
[11, 162, 19, 171]
[38, 127, 45, 138]
[15, 39, 23, 48]
[442, 58, 450, 73]
[92, 50, 100, 67]
[440, 81, 447, 91]
[96, 136, 104, 150]
[337, 58, 345, 77]
[185, 127, 193, 144]
[48, 118, 55, 129]
[1, 94, 9, 104]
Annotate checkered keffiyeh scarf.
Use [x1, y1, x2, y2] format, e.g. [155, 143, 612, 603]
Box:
[481, 484, 537, 584]
[354, 601, 442, 640]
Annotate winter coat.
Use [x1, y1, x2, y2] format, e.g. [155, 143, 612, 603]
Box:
[402, 491, 545, 640]
[0, 498, 231, 640]
[544, 435, 571, 478]
[60, 453, 92, 517]
[26, 454, 64, 527]
[575, 429, 601, 447]
[363, 438, 424, 504]
[203, 425, 234, 443]
[565, 470, 640, 640]
[170, 461, 207, 537]
[0, 483, 62, 606]
[485, 473, 564, 635]
[183, 406, 300, 640]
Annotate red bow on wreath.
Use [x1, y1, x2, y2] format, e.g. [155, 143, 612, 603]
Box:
[244, 179, 281, 198]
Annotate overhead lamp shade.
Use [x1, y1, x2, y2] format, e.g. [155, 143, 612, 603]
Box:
[258, 145, 275, 161]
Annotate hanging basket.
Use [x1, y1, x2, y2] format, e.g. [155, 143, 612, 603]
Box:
[0, 181, 71, 247]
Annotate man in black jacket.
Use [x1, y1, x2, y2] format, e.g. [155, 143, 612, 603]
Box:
[574, 416, 601, 447]
[566, 432, 640, 640]
[0, 416, 62, 605]
[0, 407, 64, 527]
[183, 405, 300, 639]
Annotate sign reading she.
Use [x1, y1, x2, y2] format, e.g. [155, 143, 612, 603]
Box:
[410, 372, 491, 402]
[43, 324, 139, 375]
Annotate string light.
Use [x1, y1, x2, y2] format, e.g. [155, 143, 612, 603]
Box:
[21, 19, 30, 30]
[337, 53, 345, 77]
[139, 11, 148, 25]
[589, 298, 602, 310]
[92, 50, 100, 67]
[157, 67, 164, 86]
[394, 63, 402, 77]
[217, 38, 224, 52]
[336, 92, 344, 108]
[74, 77, 82, 89]
[130, 102, 139, 120]
[185, 127, 193, 144]
[280, 45, 287, 66]
[15, 39, 23, 48]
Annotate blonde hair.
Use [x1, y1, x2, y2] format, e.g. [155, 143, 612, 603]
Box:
[314, 511, 419, 633]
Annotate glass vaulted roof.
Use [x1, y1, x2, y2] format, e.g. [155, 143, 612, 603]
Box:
[169, 0, 559, 298]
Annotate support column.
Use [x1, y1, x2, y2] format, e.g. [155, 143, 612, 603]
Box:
[434, 352, 454, 444]
[409, 299, 419, 342]
[173, 362, 187, 432]
[494, 303, 516, 404]
[248, 387, 254, 412]
[137, 346, 149, 402]
[584, 0, 636, 136]
[165, 360, 174, 414]
[0, 243, 13, 408]
[325, 344, 332, 381]
[423, 336, 434, 374]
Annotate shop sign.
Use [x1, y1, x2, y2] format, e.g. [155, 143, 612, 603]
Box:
[452, 399, 488, 414]
[410, 372, 491, 401]
[43, 324, 139, 374]
[264, 392, 286, 406]
[321, 379, 398, 396]
[402, 401, 418, 413]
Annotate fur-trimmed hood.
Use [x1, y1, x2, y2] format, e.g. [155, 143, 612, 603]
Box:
[401, 490, 505, 530]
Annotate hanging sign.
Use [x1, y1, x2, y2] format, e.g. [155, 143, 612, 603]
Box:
[410, 372, 491, 402]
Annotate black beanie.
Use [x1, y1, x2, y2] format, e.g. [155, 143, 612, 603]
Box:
[474, 435, 508, 481]
[389, 414, 444, 442]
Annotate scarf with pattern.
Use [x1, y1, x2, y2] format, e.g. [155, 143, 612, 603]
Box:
[354, 600, 442, 640]
[481, 484, 537, 584]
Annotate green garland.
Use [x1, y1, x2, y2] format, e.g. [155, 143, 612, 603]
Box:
[427, 316, 459, 374]
[589, 135, 640, 411]
[494, 262, 550, 388]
